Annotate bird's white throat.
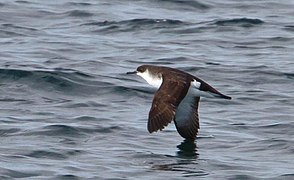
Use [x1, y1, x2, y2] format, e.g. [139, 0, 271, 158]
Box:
[137, 69, 163, 89]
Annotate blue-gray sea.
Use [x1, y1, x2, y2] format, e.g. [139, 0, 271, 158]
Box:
[0, 0, 293, 179]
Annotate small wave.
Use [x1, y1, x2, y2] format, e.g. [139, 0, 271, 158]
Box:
[32, 8, 93, 18]
[73, 115, 99, 121]
[280, 174, 294, 178]
[0, 30, 26, 38]
[157, 0, 210, 10]
[284, 73, 294, 80]
[54, 174, 80, 180]
[1, 23, 38, 32]
[284, 25, 294, 32]
[255, 123, 293, 130]
[0, 128, 21, 136]
[0, 69, 33, 80]
[0, 23, 41, 38]
[66, 2, 92, 6]
[15, 0, 32, 4]
[41, 124, 83, 137]
[0, 168, 39, 179]
[24, 149, 84, 160]
[63, 101, 107, 108]
[93, 125, 123, 134]
[121, 18, 185, 26]
[25, 150, 67, 160]
[30, 124, 123, 138]
[66, 10, 93, 17]
[229, 175, 259, 179]
[0, 68, 97, 94]
[214, 18, 264, 27]
[83, 18, 186, 33]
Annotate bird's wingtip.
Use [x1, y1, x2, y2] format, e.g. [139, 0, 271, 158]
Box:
[223, 95, 232, 100]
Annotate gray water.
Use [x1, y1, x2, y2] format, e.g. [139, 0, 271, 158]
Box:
[0, 0, 294, 179]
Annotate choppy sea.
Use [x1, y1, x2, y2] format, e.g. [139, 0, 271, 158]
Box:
[0, 0, 293, 179]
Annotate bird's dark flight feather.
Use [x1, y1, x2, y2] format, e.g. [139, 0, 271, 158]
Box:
[148, 73, 192, 133]
[174, 97, 200, 140]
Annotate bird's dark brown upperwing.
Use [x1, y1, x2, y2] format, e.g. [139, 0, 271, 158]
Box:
[148, 73, 192, 133]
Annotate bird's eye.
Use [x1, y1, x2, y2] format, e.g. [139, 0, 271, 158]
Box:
[137, 66, 145, 73]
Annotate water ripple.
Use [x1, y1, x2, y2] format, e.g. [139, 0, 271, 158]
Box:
[0, 168, 39, 179]
[25, 150, 68, 160]
[214, 18, 264, 27]
[83, 18, 187, 33]
[65, 10, 93, 17]
[156, 0, 210, 10]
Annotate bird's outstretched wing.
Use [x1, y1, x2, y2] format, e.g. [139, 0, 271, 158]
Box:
[148, 74, 191, 133]
[174, 97, 200, 140]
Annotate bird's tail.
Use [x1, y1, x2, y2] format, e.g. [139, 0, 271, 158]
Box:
[192, 79, 232, 100]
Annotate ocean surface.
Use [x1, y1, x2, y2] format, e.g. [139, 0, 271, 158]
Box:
[0, 0, 293, 179]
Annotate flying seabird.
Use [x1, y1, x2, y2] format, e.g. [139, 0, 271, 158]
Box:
[127, 65, 231, 140]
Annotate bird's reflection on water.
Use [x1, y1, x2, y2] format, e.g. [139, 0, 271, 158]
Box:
[176, 139, 198, 158]
[150, 139, 205, 177]
[153, 140, 198, 171]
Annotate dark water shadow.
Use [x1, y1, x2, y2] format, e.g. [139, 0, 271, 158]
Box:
[150, 140, 206, 177]
[176, 139, 198, 159]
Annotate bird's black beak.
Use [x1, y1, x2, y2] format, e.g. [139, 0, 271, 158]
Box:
[126, 71, 137, 75]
